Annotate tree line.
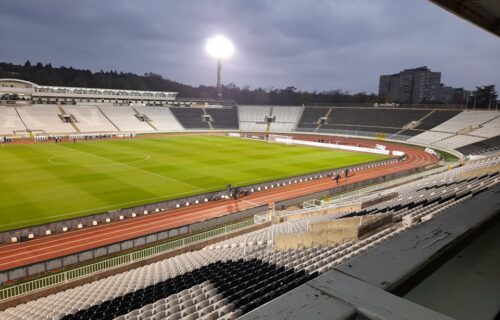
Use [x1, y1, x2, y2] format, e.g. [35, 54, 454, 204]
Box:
[0, 61, 496, 107]
[0, 61, 378, 105]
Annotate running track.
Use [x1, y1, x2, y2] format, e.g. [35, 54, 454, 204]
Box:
[0, 137, 437, 272]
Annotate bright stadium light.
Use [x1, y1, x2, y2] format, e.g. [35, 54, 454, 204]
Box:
[205, 35, 234, 100]
[206, 35, 234, 60]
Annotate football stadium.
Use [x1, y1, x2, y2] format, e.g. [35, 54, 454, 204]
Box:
[0, 2, 499, 320]
[0, 79, 499, 319]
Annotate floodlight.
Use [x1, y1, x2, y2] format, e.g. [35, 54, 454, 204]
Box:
[205, 35, 234, 100]
[205, 35, 234, 60]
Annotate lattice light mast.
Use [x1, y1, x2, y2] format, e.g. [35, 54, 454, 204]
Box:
[206, 35, 234, 101]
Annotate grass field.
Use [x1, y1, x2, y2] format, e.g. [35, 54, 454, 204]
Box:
[0, 135, 388, 231]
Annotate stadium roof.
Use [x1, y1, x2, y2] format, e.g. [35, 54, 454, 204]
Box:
[429, 0, 500, 37]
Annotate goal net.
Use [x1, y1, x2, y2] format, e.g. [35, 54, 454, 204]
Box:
[268, 134, 293, 145]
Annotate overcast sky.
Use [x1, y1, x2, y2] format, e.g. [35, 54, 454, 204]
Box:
[1, 0, 499, 93]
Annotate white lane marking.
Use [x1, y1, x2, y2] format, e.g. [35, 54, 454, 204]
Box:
[0, 188, 205, 229]
[242, 199, 261, 206]
[0, 203, 257, 266]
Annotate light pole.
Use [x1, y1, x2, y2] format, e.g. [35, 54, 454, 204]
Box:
[206, 35, 234, 101]
[473, 91, 477, 110]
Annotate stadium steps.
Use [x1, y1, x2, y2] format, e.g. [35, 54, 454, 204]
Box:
[266, 106, 273, 132]
[201, 107, 215, 130]
[292, 105, 305, 131]
[395, 110, 435, 136]
[14, 107, 29, 131]
[467, 114, 500, 136]
[132, 106, 158, 131]
[97, 106, 121, 131]
[59, 106, 81, 133]
[477, 114, 500, 127]
[315, 107, 332, 132]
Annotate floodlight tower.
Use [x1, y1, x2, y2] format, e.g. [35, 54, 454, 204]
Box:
[206, 35, 234, 101]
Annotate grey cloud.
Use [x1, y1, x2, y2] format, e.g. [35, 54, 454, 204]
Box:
[0, 0, 499, 93]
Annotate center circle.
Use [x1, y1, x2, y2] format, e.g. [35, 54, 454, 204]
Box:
[48, 151, 150, 166]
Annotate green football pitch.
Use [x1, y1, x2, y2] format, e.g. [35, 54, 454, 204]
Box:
[0, 135, 388, 231]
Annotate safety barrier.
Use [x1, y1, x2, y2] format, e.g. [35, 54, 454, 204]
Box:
[0, 219, 254, 302]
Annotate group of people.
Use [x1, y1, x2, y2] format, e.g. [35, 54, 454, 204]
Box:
[332, 168, 349, 185]
[1, 136, 12, 143]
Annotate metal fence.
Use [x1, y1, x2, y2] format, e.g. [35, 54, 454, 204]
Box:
[0, 219, 254, 302]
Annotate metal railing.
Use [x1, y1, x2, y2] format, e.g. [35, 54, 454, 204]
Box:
[0, 219, 254, 302]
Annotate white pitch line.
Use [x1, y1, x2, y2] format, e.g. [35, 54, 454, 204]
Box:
[55, 144, 203, 190]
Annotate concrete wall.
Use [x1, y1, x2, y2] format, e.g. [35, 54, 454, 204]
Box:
[274, 203, 361, 223]
[275, 214, 393, 251]
[275, 228, 359, 250]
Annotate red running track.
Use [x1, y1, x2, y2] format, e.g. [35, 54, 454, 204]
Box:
[0, 138, 437, 272]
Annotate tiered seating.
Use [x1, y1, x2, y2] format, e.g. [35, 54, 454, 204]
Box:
[427, 111, 499, 133]
[468, 116, 500, 138]
[99, 106, 153, 132]
[409, 111, 500, 148]
[16, 106, 74, 133]
[320, 124, 401, 134]
[296, 107, 463, 136]
[415, 110, 461, 130]
[238, 106, 271, 132]
[0, 107, 26, 134]
[133, 106, 184, 131]
[205, 107, 239, 129]
[269, 106, 302, 132]
[431, 134, 484, 150]
[406, 131, 454, 145]
[170, 108, 210, 129]
[327, 108, 429, 128]
[296, 107, 329, 125]
[456, 135, 500, 155]
[63, 106, 118, 132]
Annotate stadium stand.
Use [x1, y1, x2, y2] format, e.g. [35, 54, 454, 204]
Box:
[62, 106, 118, 132]
[238, 106, 271, 132]
[468, 115, 500, 138]
[2, 155, 498, 320]
[0, 104, 498, 156]
[431, 134, 485, 150]
[269, 106, 303, 132]
[170, 107, 210, 129]
[412, 110, 461, 130]
[16, 106, 75, 134]
[0, 106, 26, 134]
[205, 107, 239, 130]
[98, 106, 154, 132]
[327, 108, 429, 128]
[409, 110, 500, 149]
[295, 107, 460, 136]
[409, 111, 498, 137]
[133, 106, 184, 131]
[456, 135, 500, 155]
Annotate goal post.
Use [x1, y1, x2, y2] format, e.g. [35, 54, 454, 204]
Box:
[268, 134, 293, 145]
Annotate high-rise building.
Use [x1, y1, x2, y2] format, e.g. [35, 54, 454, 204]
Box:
[436, 84, 469, 104]
[379, 74, 400, 102]
[379, 66, 443, 103]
